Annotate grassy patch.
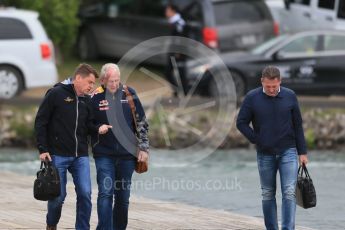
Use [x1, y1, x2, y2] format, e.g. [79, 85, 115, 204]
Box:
[57, 57, 164, 83]
[57, 57, 105, 81]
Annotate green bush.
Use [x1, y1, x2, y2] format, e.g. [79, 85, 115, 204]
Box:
[305, 128, 316, 149]
[10, 120, 35, 141]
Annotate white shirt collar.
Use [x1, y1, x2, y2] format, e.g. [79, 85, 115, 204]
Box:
[263, 87, 281, 96]
[169, 13, 182, 24]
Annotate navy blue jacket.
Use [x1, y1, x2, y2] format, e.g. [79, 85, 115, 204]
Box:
[236, 87, 307, 155]
[90, 84, 148, 159]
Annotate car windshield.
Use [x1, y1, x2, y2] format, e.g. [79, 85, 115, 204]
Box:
[251, 35, 288, 55]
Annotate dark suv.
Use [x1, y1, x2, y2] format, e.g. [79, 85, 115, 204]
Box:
[77, 0, 276, 63]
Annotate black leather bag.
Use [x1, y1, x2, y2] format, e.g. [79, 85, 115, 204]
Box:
[296, 164, 316, 209]
[33, 161, 61, 201]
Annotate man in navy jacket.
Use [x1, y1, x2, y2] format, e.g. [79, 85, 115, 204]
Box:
[91, 63, 149, 230]
[236, 66, 308, 230]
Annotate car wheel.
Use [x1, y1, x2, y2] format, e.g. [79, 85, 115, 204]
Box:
[208, 71, 246, 99]
[0, 65, 24, 99]
[77, 29, 98, 60]
[231, 71, 246, 98]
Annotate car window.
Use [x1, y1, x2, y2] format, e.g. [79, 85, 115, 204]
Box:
[168, 0, 202, 22]
[289, 0, 311, 6]
[318, 0, 335, 10]
[113, 0, 139, 16]
[0, 17, 32, 39]
[323, 34, 345, 51]
[181, 1, 202, 22]
[213, 0, 271, 25]
[338, 0, 345, 19]
[251, 35, 288, 55]
[279, 35, 318, 55]
[79, 0, 140, 17]
[135, 0, 165, 18]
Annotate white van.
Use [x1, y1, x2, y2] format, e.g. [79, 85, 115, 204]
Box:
[275, 0, 345, 32]
[0, 8, 58, 99]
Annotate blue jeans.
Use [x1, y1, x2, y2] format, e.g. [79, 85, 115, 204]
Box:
[257, 148, 298, 230]
[95, 157, 136, 230]
[47, 155, 92, 230]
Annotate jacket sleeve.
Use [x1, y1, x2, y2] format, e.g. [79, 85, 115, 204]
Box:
[131, 89, 149, 152]
[236, 94, 256, 144]
[34, 89, 55, 154]
[86, 96, 102, 134]
[292, 94, 307, 155]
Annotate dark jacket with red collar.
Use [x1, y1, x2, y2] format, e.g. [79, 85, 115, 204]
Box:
[90, 84, 149, 159]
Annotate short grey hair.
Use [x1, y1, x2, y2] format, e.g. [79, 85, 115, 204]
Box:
[100, 63, 120, 81]
[262, 66, 280, 80]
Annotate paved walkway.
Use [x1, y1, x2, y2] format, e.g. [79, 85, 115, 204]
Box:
[0, 171, 314, 230]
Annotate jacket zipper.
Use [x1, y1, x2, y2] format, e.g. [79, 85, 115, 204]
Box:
[75, 96, 79, 157]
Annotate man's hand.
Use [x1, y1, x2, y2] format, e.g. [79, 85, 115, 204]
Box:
[137, 150, 149, 163]
[98, 125, 113, 134]
[39, 152, 52, 162]
[299, 154, 308, 166]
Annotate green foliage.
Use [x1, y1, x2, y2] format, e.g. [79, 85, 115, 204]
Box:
[7, 107, 36, 146]
[11, 120, 34, 141]
[2, 0, 80, 53]
[305, 128, 316, 149]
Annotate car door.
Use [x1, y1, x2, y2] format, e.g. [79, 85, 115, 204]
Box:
[126, 0, 170, 65]
[95, 0, 140, 57]
[311, 33, 345, 93]
[285, 0, 316, 31]
[270, 34, 321, 92]
[336, 0, 345, 30]
[314, 0, 337, 28]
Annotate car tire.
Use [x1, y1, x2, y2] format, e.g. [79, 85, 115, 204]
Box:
[77, 29, 98, 60]
[231, 71, 246, 98]
[208, 71, 246, 99]
[0, 65, 24, 99]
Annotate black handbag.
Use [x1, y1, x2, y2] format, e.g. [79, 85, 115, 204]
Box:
[33, 161, 61, 201]
[296, 164, 316, 209]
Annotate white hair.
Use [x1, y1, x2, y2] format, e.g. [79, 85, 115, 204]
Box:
[100, 63, 120, 81]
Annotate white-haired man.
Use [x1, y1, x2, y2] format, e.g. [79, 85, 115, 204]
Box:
[90, 63, 149, 230]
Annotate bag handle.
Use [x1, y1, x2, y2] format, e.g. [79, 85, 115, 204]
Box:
[303, 164, 311, 178]
[298, 164, 311, 179]
[123, 85, 139, 137]
[40, 159, 52, 169]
